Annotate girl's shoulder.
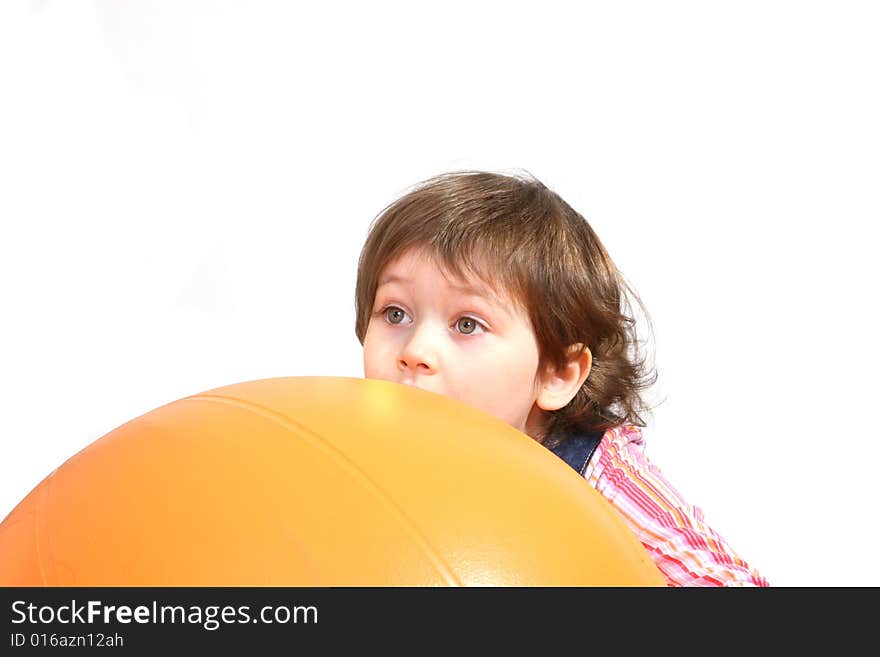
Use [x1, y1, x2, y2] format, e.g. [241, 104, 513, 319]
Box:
[600, 424, 646, 450]
[586, 423, 681, 497]
[587, 424, 770, 587]
[587, 424, 649, 475]
[548, 424, 649, 479]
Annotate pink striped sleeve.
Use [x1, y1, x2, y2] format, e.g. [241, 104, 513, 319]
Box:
[584, 425, 769, 587]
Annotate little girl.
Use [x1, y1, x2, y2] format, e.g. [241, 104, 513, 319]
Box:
[354, 170, 768, 586]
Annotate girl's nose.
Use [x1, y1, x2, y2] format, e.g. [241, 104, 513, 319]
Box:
[398, 326, 438, 374]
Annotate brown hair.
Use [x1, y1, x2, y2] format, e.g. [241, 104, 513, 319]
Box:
[354, 170, 657, 445]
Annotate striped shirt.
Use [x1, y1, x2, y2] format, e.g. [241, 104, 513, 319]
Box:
[584, 424, 769, 587]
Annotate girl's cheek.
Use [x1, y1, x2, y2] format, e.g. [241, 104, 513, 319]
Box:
[451, 332, 488, 350]
[369, 322, 403, 353]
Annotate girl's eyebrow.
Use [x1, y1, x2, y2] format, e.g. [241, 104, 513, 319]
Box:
[377, 274, 510, 314]
[378, 274, 496, 301]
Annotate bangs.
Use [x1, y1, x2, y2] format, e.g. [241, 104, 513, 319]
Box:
[428, 237, 529, 313]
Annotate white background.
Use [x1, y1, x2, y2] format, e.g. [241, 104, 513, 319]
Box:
[1, 1, 878, 586]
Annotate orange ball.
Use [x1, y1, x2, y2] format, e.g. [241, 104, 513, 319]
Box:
[0, 376, 665, 586]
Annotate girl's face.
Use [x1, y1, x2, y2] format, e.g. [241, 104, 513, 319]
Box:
[362, 248, 548, 439]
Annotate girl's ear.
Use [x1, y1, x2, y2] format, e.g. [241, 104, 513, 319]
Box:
[535, 344, 592, 411]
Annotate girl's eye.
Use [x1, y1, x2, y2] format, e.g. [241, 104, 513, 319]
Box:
[384, 306, 409, 324]
[455, 316, 484, 335]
